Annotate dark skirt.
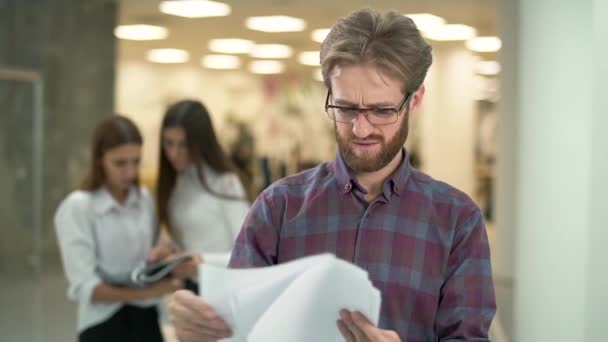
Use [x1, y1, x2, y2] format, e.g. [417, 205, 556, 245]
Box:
[78, 305, 163, 342]
[185, 279, 199, 294]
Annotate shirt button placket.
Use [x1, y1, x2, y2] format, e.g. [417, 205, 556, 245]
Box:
[354, 208, 371, 264]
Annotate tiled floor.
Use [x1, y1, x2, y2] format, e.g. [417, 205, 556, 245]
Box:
[0, 258, 77, 342]
[0, 255, 180, 342]
[486, 224, 514, 342]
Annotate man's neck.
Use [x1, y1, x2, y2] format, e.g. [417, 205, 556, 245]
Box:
[354, 151, 403, 202]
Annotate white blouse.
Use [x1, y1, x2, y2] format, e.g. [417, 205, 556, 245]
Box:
[54, 186, 158, 332]
[169, 164, 250, 255]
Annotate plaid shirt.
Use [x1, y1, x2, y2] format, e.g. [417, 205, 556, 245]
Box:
[230, 150, 496, 341]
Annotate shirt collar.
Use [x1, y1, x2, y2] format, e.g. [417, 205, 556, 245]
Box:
[332, 151, 356, 194]
[331, 148, 412, 197]
[92, 186, 140, 214]
[388, 149, 412, 196]
[179, 162, 214, 181]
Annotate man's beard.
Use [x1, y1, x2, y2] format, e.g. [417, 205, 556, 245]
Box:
[336, 115, 409, 173]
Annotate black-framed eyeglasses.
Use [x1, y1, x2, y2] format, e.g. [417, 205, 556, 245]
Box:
[324, 90, 413, 125]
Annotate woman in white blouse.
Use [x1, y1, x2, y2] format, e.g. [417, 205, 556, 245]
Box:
[55, 115, 182, 341]
[156, 100, 250, 289]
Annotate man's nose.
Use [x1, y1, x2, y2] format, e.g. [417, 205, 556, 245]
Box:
[352, 112, 375, 138]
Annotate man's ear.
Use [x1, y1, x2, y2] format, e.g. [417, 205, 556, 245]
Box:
[409, 84, 426, 113]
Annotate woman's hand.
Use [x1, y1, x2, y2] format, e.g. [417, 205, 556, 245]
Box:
[146, 242, 175, 263]
[171, 252, 204, 280]
[143, 278, 184, 299]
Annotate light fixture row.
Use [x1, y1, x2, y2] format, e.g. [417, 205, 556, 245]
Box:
[119, 3, 501, 75]
[144, 47, 318, 68]
[145, 48, 499, 76]
[145, 49, 312, 75]
[143, 46, 500, 75]
[115, 12, 500, 52]
[160, 0, 307, 32]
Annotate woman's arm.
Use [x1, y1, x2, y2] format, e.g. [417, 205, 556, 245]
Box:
[55, 193, 104, 304]
[55, 193, 182, 305]
[91, 278, 182, 303]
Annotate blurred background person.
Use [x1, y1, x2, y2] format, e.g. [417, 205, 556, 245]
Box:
[156, 99, 250, 291]
[54, 115, 182, 342]
[228, 122, 258, 202]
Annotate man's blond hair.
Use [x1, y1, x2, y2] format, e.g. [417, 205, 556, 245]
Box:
[320, 9, 433, 94]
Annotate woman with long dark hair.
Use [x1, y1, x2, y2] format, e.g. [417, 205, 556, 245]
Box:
[55, 115, 182, 341]
[156, 100, 250, 281]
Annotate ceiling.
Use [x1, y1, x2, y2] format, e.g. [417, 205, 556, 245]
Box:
[118, 0, 498, 76]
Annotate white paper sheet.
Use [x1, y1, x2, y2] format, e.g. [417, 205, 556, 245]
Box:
[199, 254, 381, 342]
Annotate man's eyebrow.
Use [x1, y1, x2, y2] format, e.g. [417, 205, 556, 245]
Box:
[332, 98, 396, 107]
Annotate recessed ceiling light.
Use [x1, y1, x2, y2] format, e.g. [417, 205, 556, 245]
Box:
[249, 44, 293, 59]
[404, 13, 446, 34]
[114, 25, 168, 41]
[298, 51, 320, 66]
[311, 28, 330, 43]
[466, 37, 502, 52]
[245, 16, 306, 32]
[249, 60, 285, 74]
[146, 49, 190, 63]
[476, 61, 501, 75]
[424, 24, 477, 41]
[159, 0, 231, 18]
[201, 55, 241, 69]
[208, 39, 255, 54]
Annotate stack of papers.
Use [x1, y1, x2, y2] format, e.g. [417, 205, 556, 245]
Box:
[199, 254, 381, 342]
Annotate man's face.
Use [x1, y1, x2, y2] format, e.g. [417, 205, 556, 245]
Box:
[329, 64, 418, 174]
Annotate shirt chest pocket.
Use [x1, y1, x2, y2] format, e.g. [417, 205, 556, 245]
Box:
[375, 229, 446, 291]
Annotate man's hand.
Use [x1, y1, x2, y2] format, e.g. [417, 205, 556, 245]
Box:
[337, 310, 401, 342]
[169, 290, 232, 342]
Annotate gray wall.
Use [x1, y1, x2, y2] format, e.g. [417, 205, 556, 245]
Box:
[0, 0, 117, 269]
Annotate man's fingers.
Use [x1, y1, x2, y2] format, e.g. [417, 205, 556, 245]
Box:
[338, 319, 356, 342]
[340, 310, 368, 341]
[173, 320, 205, 340]
[170, 290, 232, 335]
[174, 329, 198, 342]
[173, 316, 230, 339]
[170, 299, 230, 334]
[352, 311, 392, 341]
[194, 304, 231, 331]
[339, 309, 401, 342]
[352, 311, 378, 340]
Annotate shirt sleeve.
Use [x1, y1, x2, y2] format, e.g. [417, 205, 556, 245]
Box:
[228, 190, 280, 268]
[436, 207, 496, 341]
[54, 193, 102, 304]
